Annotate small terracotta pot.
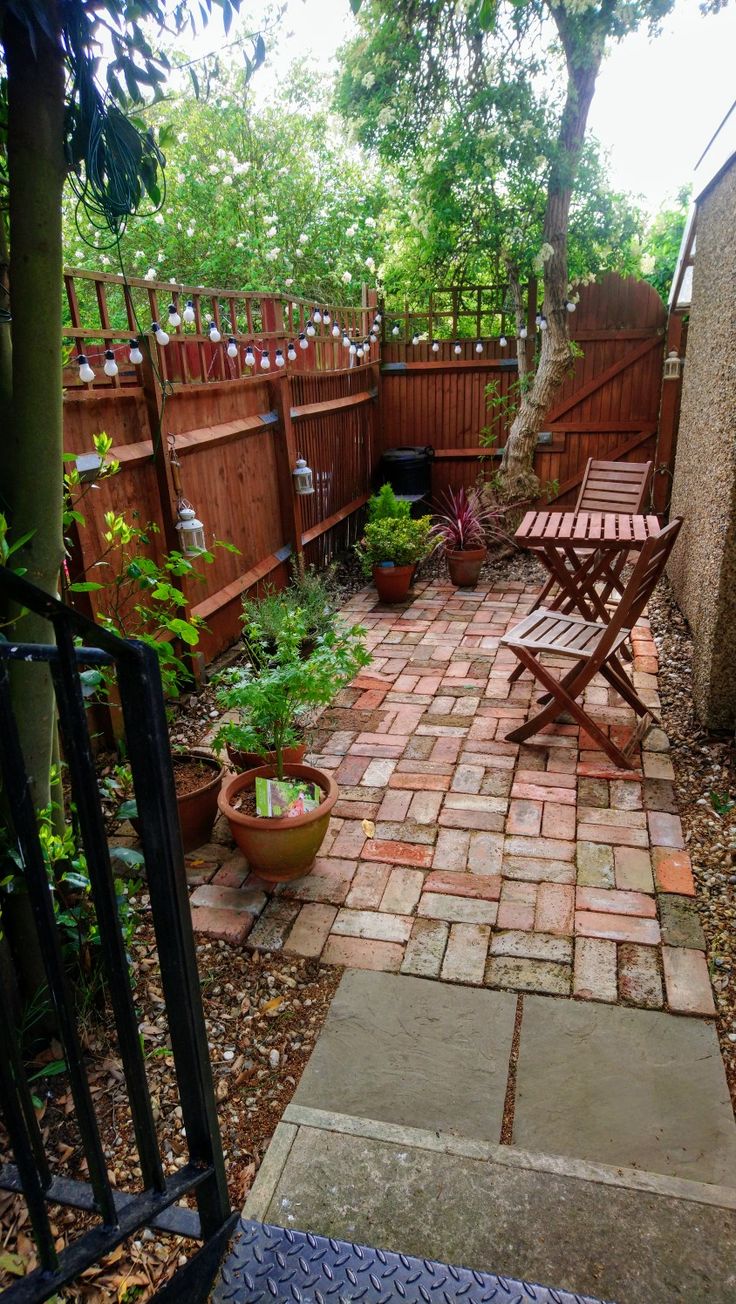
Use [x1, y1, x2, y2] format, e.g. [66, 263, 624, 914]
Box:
[372, 564, 414, 604]
[218, 763, 338, 882]
[225, 741, 307, 772]
[133, 751, 224, 853]
[446, 546, 487, 588]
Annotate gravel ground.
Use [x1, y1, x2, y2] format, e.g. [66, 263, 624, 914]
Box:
[649, 578, 736, 1108]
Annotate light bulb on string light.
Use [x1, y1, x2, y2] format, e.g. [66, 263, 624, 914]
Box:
[227, 337, 238, 358]
[244, 346, 255, 367]
[208, 321, 222, 343]
[349, 342, 357, 356]
[313, 308, 322, 324]
[182, 300, 196, 325]
[103, 349, 119, 377]
[167, 302, 181, 328]
[499, 335, 507, 348]
[453, 342, 462, 356]
[77, 353, 95, 384]
[260, 349, 271, 370]
[323, 310, 331, 325]
[129, 339, 143, 365]
[535, 313, 542, 328]
[375, 312, 382, 324]
[431, 340, 440, 353]
[519, 326, 528, 340]
[539, 315, 548, 331]
[356, 345, 364, 358]
[363, 337, 371, 352]
[392, 324, 400, 336]
[566, 300, 576, 313]
[332, 322, 341, 338]
[475, 340, 483, 354]
[412, 333, 420, 346]
[287, 342, 297, 361]
[299, 332, 309, 350]
[306, 321, 316, 338]
[342, 331, 351, 348]
[275, 348, 285, 368]
[152, 322, 169, 346]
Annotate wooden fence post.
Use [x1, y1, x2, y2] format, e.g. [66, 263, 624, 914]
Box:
[270, 369, 305, 576]
[652, 311, 684, 516]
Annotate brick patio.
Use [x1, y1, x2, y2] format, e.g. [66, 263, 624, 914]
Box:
[187, 577, 715, 1018]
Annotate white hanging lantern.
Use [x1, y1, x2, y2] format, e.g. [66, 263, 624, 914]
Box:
[182, 300, 196, 325]
[129, 338, 143, 365]
[293, 457, 314, 496]
[176, 506, 206, 555]
[663, 350, 684, 380]
[227, 336, 238, 358]
[167, 302, 181, 327]
[151, 322, 169, 346]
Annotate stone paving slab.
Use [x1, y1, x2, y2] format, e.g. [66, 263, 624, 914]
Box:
[187, 579, 718, 1021]
[513, 996, 736, 1185]
[251, 1119, 736, 1304]
[292, 969, 516, 1142]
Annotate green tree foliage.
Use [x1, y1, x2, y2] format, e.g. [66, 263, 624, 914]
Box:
[640, 186, 691, 304]
[65, 59, 387, 305]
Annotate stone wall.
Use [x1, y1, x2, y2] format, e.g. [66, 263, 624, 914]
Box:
[668, 160, 736, 732]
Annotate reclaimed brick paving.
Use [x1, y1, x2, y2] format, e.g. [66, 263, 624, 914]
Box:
[187, 579, 715, 1018]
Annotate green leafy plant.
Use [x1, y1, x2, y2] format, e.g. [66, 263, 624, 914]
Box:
[709, 791, 734, 817]
[355, 515, 434, 576]
[212, 608, 371, 780]
[241, 565, 335, 657]
[367, 483, 412, 523]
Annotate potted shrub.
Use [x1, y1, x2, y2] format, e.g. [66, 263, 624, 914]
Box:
[217, 609, 370, 881]
[432, 485, 507, 588]
[355, 514, 434, 604]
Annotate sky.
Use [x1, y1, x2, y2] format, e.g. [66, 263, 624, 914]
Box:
[185, 0, 736, 214]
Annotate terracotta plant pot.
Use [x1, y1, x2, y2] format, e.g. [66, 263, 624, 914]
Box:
[132, 751, 224, 853]
[225, 741, 307, 772]
[372, 563, 414, 604]
[218, 763, 338, 882]
[446, 546, 487, 588]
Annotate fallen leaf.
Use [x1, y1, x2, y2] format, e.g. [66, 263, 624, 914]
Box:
[261, 995, 284, 1013]
[361, 819, 375, 838]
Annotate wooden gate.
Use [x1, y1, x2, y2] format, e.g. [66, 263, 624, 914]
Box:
[378, 273, 667, 508]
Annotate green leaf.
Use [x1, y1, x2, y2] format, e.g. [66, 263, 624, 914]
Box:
[68, 581, 104, 592]
[167, 618, 201, 647]
[117, 799, 139, 820]
[109, 845, 145, 869]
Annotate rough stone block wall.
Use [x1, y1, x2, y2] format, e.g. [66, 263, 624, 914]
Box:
[668, 161, 736, 732]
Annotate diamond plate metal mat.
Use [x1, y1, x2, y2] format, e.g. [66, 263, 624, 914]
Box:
[213, 1218, 613, 1303]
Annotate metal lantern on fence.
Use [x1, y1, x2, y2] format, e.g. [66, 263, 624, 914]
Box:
[663, 350, 684, 380]
[176, 506, 206, 555]
[293, 457, 314, 496]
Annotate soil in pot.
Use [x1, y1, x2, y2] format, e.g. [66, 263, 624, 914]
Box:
[447, 547, 487, 588]
[218, 763, 338, 882]
[372, 564, 414, 604]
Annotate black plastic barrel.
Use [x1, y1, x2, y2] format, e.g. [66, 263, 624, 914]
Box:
[379, 446, 434, 499]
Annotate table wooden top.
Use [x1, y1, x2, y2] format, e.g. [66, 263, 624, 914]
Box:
[516, 510, 662, 549]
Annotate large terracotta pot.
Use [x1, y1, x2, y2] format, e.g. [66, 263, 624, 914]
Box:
[225, 741, 307, 772]
[218, 763, 338, 882]
[446, 546, 487, 588]
[372, 564, 414, 604]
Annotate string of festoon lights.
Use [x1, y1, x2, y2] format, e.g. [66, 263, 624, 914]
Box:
[390, 299, 576, 359]
[75, 299, 384, 384]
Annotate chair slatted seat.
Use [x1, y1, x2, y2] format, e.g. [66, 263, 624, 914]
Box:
[501, 518, 682, 770]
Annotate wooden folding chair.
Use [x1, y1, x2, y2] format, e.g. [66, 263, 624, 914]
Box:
[501, 518, 681, 770]
[531, 458, 653, 613]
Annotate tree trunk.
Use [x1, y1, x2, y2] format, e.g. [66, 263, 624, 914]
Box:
[499, 26, 601, 500]
[1, 2, 66, 1000]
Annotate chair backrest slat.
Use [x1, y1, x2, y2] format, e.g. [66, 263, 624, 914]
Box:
[575, 459, 653, 515]
[593, 519, 682, 664]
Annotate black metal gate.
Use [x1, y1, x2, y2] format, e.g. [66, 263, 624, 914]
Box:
[0, 566, 236, 1302]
